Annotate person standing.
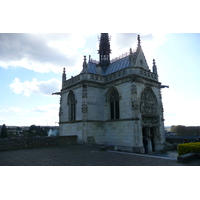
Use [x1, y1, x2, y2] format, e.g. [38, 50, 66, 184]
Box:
[143, 136, 148, 154]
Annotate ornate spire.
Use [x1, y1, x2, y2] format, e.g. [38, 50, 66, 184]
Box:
[137, 35, 141, 47]
[82, 55, 88, 73]
[84, 55, 87, 63]
[98, 33, 111, 70]
[62, 67, 66, 81]
[136, 34, 142, 53]
[153, 59, 157, 74]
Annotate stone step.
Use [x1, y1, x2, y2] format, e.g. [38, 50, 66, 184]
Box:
[116, 146, 133, 152]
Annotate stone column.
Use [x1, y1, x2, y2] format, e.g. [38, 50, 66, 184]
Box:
[82, 83, 88, 143]
[131, 81, 139, 119]
[133, 121, 143, 153]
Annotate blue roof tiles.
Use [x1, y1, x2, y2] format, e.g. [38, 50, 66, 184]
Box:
[105, 56, 129, 75]
[87, 62, 97, 74]
[86, 55, 130, 76]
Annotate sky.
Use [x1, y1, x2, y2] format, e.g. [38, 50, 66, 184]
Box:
[1, 0, 200, 128]
[1, 33, 200, 127]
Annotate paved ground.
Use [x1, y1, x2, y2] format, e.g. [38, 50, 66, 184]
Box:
[0, 144, 200, 166]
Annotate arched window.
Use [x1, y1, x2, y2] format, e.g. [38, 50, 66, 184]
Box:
[110, 89, 120, 119]
[68, 91, 76, 121]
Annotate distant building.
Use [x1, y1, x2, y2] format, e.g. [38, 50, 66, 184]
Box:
[56, 33, 167, 153]
[165, 131, 177, 137]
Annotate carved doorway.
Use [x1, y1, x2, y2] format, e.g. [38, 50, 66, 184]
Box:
[142, 127, 147, 137]
[140, 87, 159, 152]
[142, 127, 148, 153]
[150, 127, 155, 152]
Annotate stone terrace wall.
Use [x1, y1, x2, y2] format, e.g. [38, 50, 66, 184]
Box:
[0, 136, 78, 151]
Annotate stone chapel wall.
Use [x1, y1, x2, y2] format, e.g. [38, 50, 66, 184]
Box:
[59, 122, 83, 143]
[87, 86, 105, 121]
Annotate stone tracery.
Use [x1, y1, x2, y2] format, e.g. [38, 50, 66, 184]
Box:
[140, 87, 158, 115]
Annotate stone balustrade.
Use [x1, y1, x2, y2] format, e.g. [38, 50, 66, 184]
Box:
[139, 68, 158, 81]
[105, 69, 127, 82]
[63, 75, 81, 87]
[62, 67, 158, 89]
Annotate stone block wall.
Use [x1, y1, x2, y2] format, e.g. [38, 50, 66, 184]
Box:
[0, 136, 77, 151]
[87, 86, 105, 121]
[59, 122, 83, 143]
[84, 121, 106, 145]
[104, 121, 135, 146]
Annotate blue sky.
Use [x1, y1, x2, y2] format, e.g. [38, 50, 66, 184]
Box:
[0, 33, 200, 127]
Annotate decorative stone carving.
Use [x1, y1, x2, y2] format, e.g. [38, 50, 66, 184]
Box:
[142, 117, 158, 125]
[155, 133, 161, 140]
[131, 82, 137, 94]
[82, 84, 88, 98]
[140, 88, 157, 114]
[140, 69, 157, 81]
[81, 103, 88, 113]
[90, 74, 94, 80]
[132, 101, 139, 110]
[110, 90, 121, 102]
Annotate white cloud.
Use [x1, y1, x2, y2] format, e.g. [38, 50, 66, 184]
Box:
[0, 33, 90, 73]
[0, 107, 21, 113]
[9, 78, 61, 96]
[9, 107, 21, 112]
[0, 33, 167, 74]
[31, 104, 59, 125]
[32, 104, 59, 113]
[0, 107, 30, 123]
[110, 33, 167, 64]
[82, 47, 94, 54]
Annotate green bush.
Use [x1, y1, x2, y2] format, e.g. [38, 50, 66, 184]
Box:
[178, 142, 200, 156]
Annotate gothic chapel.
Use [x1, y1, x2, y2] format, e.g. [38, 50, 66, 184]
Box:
[57, 33, 166, 153]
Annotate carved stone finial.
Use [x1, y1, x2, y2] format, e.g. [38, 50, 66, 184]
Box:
[152, 59, 157, 74]
[62, 67, 66, 82]
[153, 59, 156, 66]
[137, 35, 141, 47]
[82, 55, 88, 73]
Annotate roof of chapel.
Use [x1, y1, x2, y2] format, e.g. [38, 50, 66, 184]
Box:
[85, 52, 136, 76]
